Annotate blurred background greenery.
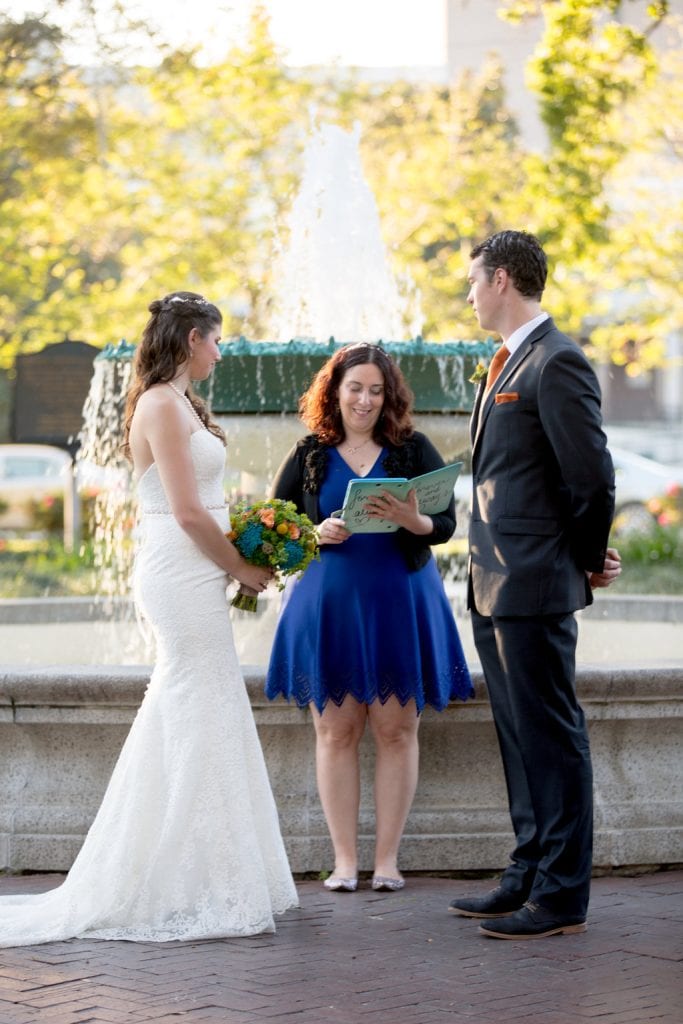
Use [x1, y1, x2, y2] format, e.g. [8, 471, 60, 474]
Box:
[1, 1, 681, 373]
[1, 1, 682, 599]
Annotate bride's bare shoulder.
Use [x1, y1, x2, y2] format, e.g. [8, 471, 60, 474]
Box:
[136, 383, 176, 411]
[134, 385, 184, 427]
[130, 386, 183, 445]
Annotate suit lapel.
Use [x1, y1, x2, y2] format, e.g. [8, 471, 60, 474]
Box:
[471, 318, 556, 457]
[470, 383, 486, 447]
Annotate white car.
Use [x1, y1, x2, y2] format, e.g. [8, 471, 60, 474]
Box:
[448, 446, 683, 540]
[0, 444, 71, 529]
[610, 446, 683, 535]
[0, 443, 126, 531]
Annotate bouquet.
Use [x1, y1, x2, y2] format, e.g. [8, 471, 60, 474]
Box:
[228, 498, 319, 612]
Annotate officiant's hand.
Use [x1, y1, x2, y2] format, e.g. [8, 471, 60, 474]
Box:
[318, 516, 351, 545]
[365, 488, 433, 536]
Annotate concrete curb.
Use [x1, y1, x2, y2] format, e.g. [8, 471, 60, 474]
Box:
[2, 591, 683, 623]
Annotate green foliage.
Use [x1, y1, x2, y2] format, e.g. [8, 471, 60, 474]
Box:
[25, 495, 64, 533]
[585, 19, 683, 370]
[25, 492, 98, 537]
[0, 537, 96, 597]
[0, 5, 312, 366]
[0, 1, 680, 371]
[498, 0, 680, 359]
[615, 523, 682, 565]
[354, 60, 528, 340]
[609, 522, 683, 593]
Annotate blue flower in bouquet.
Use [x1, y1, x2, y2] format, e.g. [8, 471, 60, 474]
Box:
[237, 522, 264, 559]
[282, 540, 305, 570]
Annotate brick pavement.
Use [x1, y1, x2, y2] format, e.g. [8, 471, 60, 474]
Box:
[0, 871, 681, 1024]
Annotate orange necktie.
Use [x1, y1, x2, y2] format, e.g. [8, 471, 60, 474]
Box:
[485, 343, 510, 393]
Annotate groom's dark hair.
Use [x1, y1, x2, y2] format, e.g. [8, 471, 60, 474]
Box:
[471, 230, 547, 300]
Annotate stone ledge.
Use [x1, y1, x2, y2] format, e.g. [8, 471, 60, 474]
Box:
[0, 597, 131, 624]
[3, 591, 683, 623]
[1, 664, 681, 722]
[583, 593, 683, 623]
[1, 663, 681, 873]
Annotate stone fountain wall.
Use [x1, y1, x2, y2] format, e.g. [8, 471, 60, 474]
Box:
[1, 661, 681, 875]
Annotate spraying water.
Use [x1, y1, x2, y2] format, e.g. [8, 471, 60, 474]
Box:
[263, 122, 423, 343]
[77, 356, 133, 594]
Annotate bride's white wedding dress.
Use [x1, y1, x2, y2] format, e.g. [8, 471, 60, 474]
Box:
[0, 429, 298, 946]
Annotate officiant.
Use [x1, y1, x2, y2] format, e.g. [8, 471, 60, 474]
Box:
[264, 342, 473, 894]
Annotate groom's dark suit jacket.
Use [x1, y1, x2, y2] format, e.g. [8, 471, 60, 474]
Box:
[468, 317, 615, 618]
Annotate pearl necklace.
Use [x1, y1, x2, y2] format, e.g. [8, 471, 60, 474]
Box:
[167, 380, 205, 430]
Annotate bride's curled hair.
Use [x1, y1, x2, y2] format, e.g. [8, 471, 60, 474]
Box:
[123, 291, 225, 457]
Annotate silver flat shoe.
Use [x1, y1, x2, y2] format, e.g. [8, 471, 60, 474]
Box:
[371, 875, 405, 892]
[323, 876, 358, 892]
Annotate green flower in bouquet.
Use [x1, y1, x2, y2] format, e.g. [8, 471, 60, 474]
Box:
[228, 498, 319, 612]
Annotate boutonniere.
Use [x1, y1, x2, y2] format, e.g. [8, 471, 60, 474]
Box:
[469, 362, 488, 385]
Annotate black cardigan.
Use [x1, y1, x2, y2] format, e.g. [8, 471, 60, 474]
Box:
[270, 431, 456, 572]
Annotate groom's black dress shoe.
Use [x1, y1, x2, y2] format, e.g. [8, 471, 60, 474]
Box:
[478, 901, 587, 939]
[448, 886, 527, 919]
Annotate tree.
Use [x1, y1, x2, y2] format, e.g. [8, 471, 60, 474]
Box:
[0, 5, 314, 366]
[351, 61, 528, 340]
[2, 0, 680, 369]
[0, 15, 98, 366]
[498, 0, 679, 360]
[588, 17, 683, 372]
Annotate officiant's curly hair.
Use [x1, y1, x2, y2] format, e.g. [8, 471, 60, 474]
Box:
[122, 291, 225, 459]
[299, 343, 414, 447]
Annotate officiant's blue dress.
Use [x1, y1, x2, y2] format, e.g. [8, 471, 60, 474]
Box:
[265, 448, 473, 713]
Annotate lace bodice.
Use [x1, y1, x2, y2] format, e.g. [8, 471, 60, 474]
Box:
[137, 430, 227, 514]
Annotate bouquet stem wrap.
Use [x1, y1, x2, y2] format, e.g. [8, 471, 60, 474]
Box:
[232, 585, 259, 613]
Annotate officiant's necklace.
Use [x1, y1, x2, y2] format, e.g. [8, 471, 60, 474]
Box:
[344, 437, 372, 456]
[167, 380, 205, 430]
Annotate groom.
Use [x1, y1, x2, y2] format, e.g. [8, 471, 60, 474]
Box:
[451, 230, 621, 939]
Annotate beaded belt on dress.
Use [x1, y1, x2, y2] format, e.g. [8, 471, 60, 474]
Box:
[141, 503, 227, 515]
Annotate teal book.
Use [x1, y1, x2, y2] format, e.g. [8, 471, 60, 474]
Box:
[332, 461, 463, 534]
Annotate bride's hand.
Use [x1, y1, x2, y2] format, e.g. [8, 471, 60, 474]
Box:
[238, 563, 273, 593]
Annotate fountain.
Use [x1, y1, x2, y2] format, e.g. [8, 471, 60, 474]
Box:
[2, 123, 680, 877]
[80, 123, 491, 636]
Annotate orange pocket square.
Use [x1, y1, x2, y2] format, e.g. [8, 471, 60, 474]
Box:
[495, 391, 520, 404]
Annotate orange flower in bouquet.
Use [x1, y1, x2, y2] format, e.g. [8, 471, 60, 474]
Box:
[228, 498, 319, 612]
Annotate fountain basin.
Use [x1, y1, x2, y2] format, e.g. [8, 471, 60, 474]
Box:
[1, 660, 681, 874]
[98, 338, 495, 413]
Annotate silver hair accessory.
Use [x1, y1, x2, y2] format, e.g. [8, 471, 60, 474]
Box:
[168, 295, 209, 306]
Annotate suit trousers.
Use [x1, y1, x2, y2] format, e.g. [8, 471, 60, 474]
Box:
[471, 607, 594, 917]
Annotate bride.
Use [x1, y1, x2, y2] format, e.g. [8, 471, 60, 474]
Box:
[0, 291, 298, 946]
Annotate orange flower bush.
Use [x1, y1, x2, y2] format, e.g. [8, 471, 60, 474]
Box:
[647, 483, 682, 528]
